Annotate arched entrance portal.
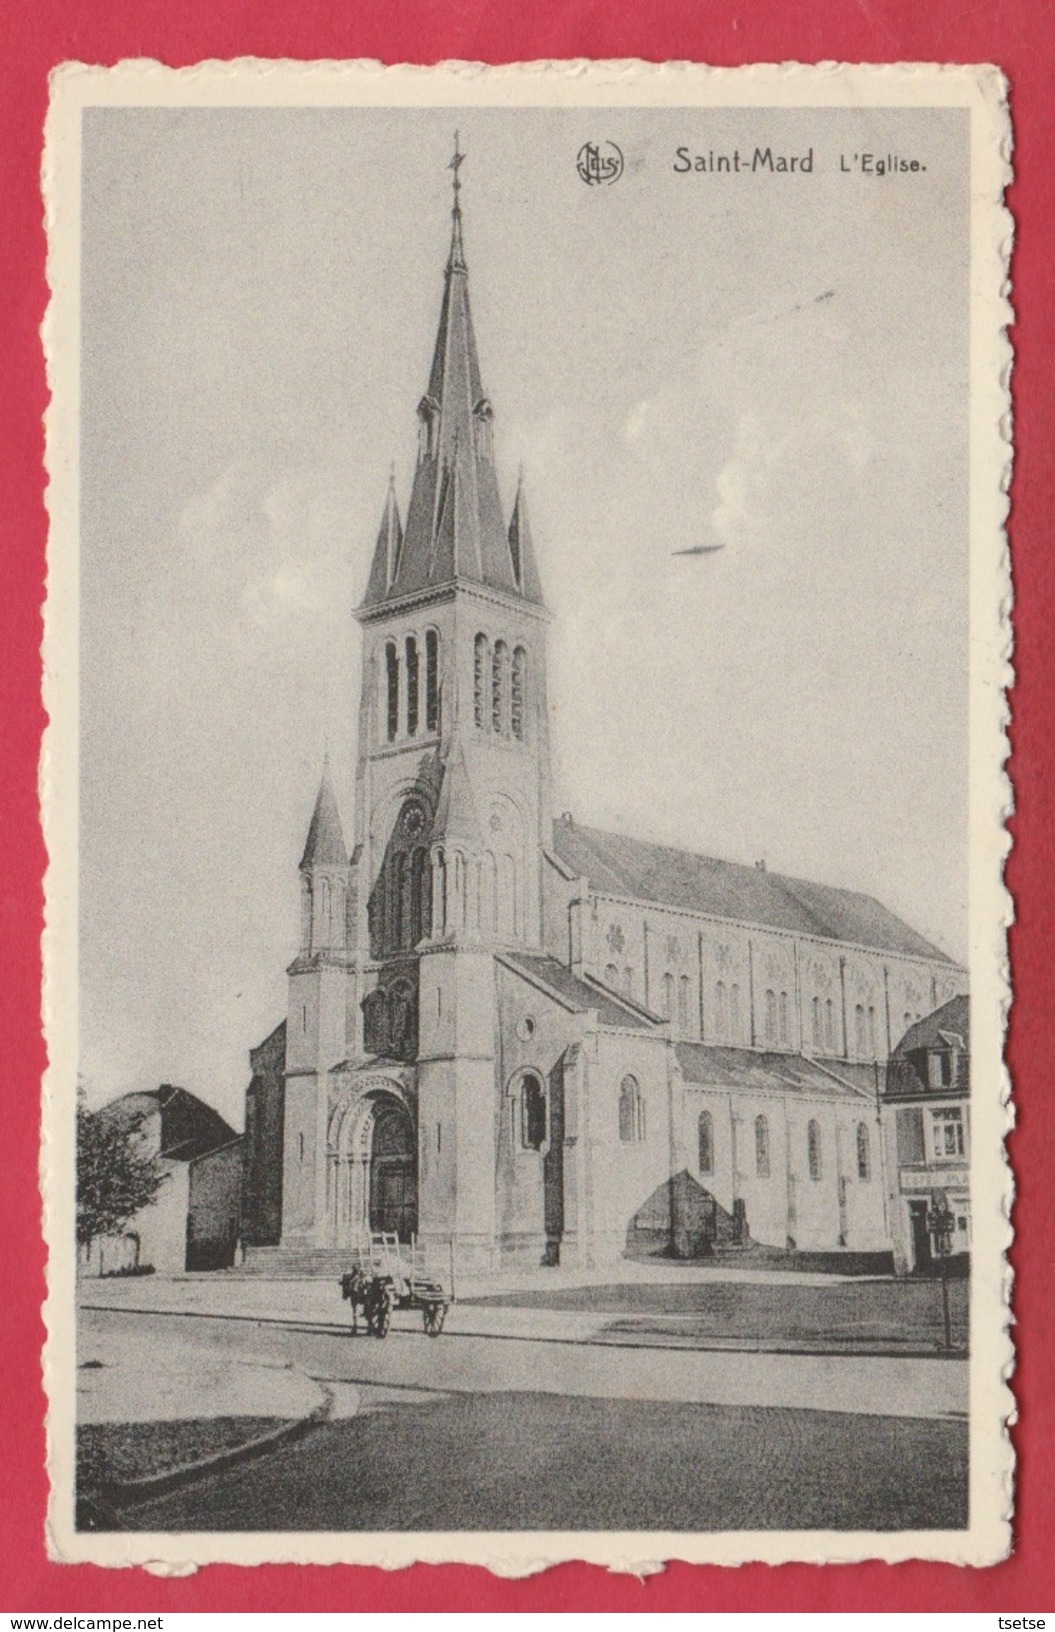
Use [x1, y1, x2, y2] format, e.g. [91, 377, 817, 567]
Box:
[368, 1098, 418, 1240]
[329, 1088, 418, 1246]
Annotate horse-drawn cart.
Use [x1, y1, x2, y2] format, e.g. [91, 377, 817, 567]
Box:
[339, 1233, 452, 1339]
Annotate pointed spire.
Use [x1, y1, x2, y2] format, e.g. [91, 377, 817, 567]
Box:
[300, 759, 348, 870]
[363, 467, 404, 605]
[358, 146, 545, 612]
[432, 733, 482, 845]
[507, 470, 544, 602]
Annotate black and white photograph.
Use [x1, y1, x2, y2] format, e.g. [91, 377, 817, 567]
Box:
[43, 60, 1012, 1571]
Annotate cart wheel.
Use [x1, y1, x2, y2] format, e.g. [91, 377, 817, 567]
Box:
[423, 1302, 447, 1337]
[367, 1286, 392, 1339]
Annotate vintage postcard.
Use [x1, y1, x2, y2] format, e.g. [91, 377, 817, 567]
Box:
[43, 59, 1013, 1571]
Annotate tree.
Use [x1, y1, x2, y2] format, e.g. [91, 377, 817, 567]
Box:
[76, 1094, 168, 1253]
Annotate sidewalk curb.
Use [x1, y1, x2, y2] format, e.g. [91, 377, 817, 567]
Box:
[81, 1302, 968, 1362]
[98, 1387, 334, 1507]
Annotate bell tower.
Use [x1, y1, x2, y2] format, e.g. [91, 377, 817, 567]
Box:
[352, 140, 551, 1267]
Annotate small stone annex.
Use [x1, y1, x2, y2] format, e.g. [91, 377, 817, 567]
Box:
[240, 152, 967, 1274]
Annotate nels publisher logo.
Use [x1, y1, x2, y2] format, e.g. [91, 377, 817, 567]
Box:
[576, 141, 624, 186]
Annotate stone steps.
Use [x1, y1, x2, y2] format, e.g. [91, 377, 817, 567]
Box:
[231, 1246, 354, 1279]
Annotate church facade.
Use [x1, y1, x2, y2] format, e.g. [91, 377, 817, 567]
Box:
[241, 162, 966, 1273]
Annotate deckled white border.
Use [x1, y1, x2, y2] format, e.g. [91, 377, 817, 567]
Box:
[41, 56, 1014, 1574]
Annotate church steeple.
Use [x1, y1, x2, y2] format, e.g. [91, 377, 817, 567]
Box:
[299, 757, 348, 871]
[363, 467, 403, 607]
[359, 140, 544, 610]
[507, 470, 544, 603]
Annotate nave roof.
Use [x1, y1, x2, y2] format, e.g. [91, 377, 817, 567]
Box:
[551, 819, 955, 965]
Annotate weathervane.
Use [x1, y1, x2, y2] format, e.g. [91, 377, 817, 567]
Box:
[449, 131, 466, 203]
[446, 132, 468, 271]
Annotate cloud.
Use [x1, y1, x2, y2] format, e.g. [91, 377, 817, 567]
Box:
[175, 460, 353, 646]
[711, 405, 874, 550]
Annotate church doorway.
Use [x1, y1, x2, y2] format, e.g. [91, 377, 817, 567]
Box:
[368, 1097, 418, 1241]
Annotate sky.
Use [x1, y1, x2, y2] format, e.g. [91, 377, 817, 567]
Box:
[79, 104, 970, 1125]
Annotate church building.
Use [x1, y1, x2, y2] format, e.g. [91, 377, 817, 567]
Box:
[241, 154, 966, 1274]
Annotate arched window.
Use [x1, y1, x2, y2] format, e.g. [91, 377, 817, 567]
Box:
[698, 1109, 714, 1174]
[604, 962, 619, 987]
[498, 852, 518, 939]
[619, 1075, 645, 1143]
[385, 641, 399, 741]
[390, 852, 406, 951]
[867, 1004, 878, 1056]
[779, 990, 789, 1044]
[622, 966, 633, 996]
[481, 851, 498, 935]
[520, 1074, 546, 1151]
[405, 635, 419, 735]
[662, 971, 675, 1020]
[425, 629, 439, 733]
[433, 849, 447, 935]
[715, 981, 728, 1040]
[854, 1003, 867, 1056]
[755, 1114, 770, 1178]
[492, 640, 508, 734]
[318, 877, 331, 949]
[765, 988, 778, 1043]
[362, 987, 389, 1056]
[409, 847, 429, 945]
[511, 646, 527, 741]
[903, 1010, 913, 1036]
[807, 1119, 822, 1181]
[812, 996, 823, 1048]
[824, 998, 835, 1049]
[474, 634, 489, 729]
[454, 851, 468, 933]
[856, 1121, 871, 1181]
[678, 975, 691, 1033]
[730, 983, 742, 1039]
[389, 982, 417, 1060]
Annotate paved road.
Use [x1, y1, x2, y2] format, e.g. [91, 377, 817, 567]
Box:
[81, 1309, 968, 1534]
[81, 1305, 966, 1421]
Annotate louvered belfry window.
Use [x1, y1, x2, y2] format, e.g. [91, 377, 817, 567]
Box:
[385, 642, 399, 741]
[474, 633, 488, 729]
[425, 630, 439, 732]
[511, 646, 526, 740]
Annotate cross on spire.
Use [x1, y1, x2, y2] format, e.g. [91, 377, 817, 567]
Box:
[447, 132, 467, 272]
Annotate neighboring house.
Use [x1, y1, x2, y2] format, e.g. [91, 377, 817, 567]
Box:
[237, 158, 967, 1274]
[881, 995, 971, 1274]
[82, 1085, 237, 1275]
